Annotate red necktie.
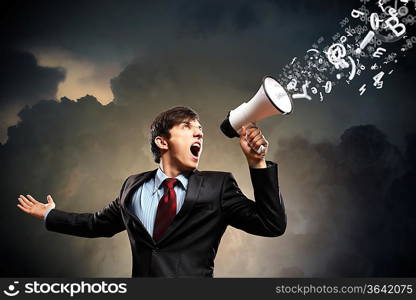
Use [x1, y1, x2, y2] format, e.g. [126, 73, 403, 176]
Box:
[153, 178, 178, 241]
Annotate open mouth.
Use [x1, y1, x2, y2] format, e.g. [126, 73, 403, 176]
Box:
[190, 142, 201, 159]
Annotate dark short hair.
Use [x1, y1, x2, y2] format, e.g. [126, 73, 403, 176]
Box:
[150, 106, 199, 163]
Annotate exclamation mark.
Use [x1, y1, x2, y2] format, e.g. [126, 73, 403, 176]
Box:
[356, 31, 375, 54]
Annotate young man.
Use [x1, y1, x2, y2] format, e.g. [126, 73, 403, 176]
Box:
[17, 106, 286, 277]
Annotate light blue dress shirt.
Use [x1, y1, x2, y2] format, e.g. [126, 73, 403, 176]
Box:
[44, 167, 189, 237]
[129, 167, 189, 237]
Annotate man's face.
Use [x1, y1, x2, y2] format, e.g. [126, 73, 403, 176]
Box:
[165, 119, 203, 171]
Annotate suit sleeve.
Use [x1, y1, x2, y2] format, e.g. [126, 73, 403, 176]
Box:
[44, 179, 128, 238]
[221, 161, 286, 237]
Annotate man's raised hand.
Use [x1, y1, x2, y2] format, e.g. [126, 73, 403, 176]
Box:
[17, 194, 55, 219]
[239, 123, 268, 169]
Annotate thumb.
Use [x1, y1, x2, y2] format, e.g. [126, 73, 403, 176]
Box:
[47, 195, 54, 204]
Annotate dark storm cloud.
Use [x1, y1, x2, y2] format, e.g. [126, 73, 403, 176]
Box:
[265, 125, 415, 276]
[0, 48, 65, 143]
[2, 0, 270, 62]
[2, 0, 179, 65]
[108, 0, 350, 111]
[0, 95, 149, 276]
[176, 1, 261, 36]
[0, 48, 65, 106]
[1, 0, 355, 63]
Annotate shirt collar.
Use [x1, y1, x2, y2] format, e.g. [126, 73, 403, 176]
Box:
[152, 167, 189, 194]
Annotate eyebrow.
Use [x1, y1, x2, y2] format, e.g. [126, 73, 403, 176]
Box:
[182, 121, 203, 130]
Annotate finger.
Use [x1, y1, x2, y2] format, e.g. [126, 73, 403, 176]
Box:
[256, 135, 269, 147]
[244, 123, 258, 137]
[246, 128, 261, 141]
[254, 138, 267, 149]
[17, 204, 30, 213]
[19, 195, 30, 202]
[26, 195, 40, 204]
[20, 196, 34, 207]
[250, 135, 268, 151]
[18, 198, 31, 209]
[248, 134, 263, 146]
[47, 195, 54, 204]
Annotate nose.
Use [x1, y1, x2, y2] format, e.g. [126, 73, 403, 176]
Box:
[193, 127, 203, 139]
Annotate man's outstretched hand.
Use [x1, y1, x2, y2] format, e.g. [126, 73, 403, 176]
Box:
[17, 195, 55, 219]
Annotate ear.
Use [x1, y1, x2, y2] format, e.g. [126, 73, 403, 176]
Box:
[154, 136, 169, 151]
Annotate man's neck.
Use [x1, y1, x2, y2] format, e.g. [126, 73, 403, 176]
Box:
[159, 160, 191, 178]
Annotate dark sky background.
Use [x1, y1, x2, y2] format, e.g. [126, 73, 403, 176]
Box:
[1, 0, 415, 277]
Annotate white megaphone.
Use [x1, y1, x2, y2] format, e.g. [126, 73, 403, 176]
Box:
[220, 76, 293, 154]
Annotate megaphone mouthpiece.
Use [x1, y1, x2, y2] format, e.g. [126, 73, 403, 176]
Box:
[220, 112, 240, 138]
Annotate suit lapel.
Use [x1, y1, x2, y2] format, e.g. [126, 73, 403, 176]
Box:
[120, 168, 204, 245]
[121, 169, 157, 244]
[157, 169, 204, 244]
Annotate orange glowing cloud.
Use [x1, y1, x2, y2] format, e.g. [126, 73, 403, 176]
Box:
[31, 47, 121, 105]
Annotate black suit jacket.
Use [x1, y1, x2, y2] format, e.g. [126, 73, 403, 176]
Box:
[45, 160, 286, 277]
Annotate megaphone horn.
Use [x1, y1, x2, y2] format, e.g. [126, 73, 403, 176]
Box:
[220, 76, 293, 150]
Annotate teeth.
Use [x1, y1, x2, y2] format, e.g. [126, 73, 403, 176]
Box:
[192, 143, 200, 148]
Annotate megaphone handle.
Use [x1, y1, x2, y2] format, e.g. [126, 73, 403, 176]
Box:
[254, 144, 266, 155]
[241, 124, 266, 155]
